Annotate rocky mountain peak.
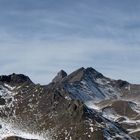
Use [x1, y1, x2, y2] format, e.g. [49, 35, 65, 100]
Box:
[62, 67, 85, 83]
[116, 79, 129, 88]
[84, 67, 104, 79]
[0, 67, 139, 140]
[62, 67, 104, 83]
[0, 73, 33, 85]
[52, 70, 67, 83]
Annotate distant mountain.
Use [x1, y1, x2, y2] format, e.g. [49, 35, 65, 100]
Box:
[0, 67, 140, 140]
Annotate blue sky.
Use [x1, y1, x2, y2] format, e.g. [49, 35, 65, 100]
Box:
[0, 0, 140, 84]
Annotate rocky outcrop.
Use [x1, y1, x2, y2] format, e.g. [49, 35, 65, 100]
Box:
[52, 70, 67, 83]
[0, 67, 139, 140]
[0, 96, 6, 105]
[0, 73, 33, 85]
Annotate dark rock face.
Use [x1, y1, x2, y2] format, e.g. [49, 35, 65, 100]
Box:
[116, 79, 129, 88]
[0, 68, 139, 140]
[84, 67, 104, 79]
[0, 96, 6, 105]
[52, 70, 67, 83]
[0, 73, 33, 85]
[62, 67, 85, 83]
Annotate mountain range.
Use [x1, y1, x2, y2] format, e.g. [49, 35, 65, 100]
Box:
[0, 67, 140, 140]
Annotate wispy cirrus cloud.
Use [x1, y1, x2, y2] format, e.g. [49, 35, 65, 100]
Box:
[0, 0, 140, 84]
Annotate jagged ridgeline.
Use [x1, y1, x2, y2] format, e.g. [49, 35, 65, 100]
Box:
[0, 68, 140, 140]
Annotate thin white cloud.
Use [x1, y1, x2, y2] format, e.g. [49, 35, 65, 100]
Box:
[0, 0, 140, 84]
[0, 37, 139, 84]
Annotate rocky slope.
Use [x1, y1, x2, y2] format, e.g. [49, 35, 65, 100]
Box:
[0, 68, 140, 140]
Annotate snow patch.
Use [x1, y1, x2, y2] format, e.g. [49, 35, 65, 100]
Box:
[4, 84, 15, 90]
[0, 119, 49, 140]
[85, 101, 100, 111]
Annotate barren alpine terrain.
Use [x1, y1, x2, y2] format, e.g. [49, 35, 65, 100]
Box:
[0, 67, 140, 140]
